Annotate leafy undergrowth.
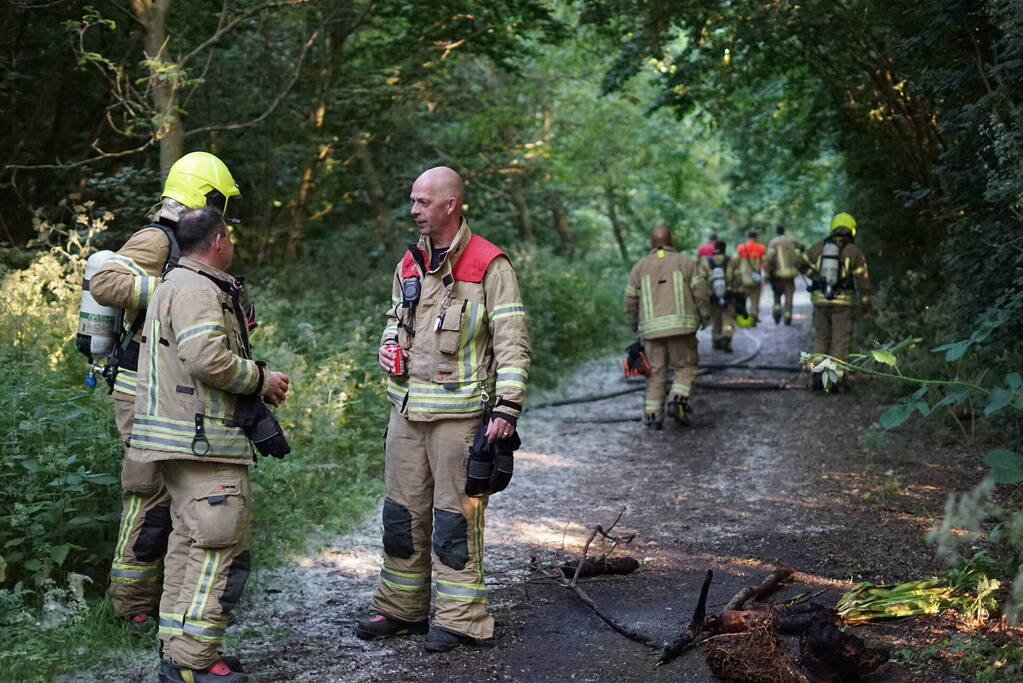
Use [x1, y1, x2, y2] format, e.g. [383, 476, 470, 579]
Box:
[0, 218, 627, 681]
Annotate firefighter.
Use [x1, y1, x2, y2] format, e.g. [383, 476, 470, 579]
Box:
[696, 231, 718, 258]
[89, 152, 240, 632]
[703, 240, 743, 352]
[736, 229, 766, 325]
[800, 212, 872, 390]
[126, 206, 289, 683]
[356, 167, 531, 652]
[764, 224, 804, 325]
[624, 226, 710, 429]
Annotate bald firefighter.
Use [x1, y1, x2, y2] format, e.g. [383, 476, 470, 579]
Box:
[703, 240, 744, 352]
[764, 224, 804, 325]
[624, 227, 710, 428]
[357, 166, 531, 652]
[128, 206, 289, 683]
[90, 152, 240, 631]
[800, 212, 872, 390]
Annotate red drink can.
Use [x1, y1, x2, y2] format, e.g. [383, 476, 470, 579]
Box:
[385, 344, 405, 375]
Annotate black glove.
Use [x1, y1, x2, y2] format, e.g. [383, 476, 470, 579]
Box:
[465, 418, 520, 496]
[234, 394, 291, 458]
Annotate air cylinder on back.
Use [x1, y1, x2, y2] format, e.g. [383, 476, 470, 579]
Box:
[76, 250, 118, 362]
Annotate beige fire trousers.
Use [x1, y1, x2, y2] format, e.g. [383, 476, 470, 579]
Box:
[744, 284, 762, 320]
[711, 304, 736, 342]
[108, 396, 171, 618]
[643, 335, 699, 417]
[156, 460, 252, 670]
[812, 304, 854, 362]
[370, 407, 493, 639]
[771, 278, 796, 322]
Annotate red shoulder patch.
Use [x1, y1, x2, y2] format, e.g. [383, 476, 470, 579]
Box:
[451, 235, 505, 283]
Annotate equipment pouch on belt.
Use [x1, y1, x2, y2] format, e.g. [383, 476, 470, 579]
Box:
[465, 418, 520, 497]
[234, 394, 291, 459]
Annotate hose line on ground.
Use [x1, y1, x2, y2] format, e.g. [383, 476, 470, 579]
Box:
[527, 329, 766, 411]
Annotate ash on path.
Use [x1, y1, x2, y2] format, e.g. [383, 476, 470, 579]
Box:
[108, 292, 975, 682]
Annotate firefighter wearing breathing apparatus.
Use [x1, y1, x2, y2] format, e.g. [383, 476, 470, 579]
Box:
[765, 224, 804, 325]
[703, 240, 745, 352]
[127, 206, 289, 683]
[87, 152, 240, 631]
[357, 167, 531, 653]
[624, 227, 710, 429]
[800, 212, 872, 390]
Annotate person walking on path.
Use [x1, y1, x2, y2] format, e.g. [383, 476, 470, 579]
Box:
[89, 152, 240, 632]
[800, 212, 872, 390]
[696, 231, 718, 258]
[703, 240, 743, 352]
[737, 229, 766, 325]
[764, 224, 804, 325]
[127, 206, 290, 683]
[357, 166, 531, 653]
[624, 226, 710, 429]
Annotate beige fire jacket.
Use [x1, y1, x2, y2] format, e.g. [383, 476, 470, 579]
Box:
[89, 225, 174, 398]
[765, 235, 804, 280]
[800, 238, 872, 307]
[382, 220, 531, 423]
[128, 257, 270, 465]
[624, 247, 710, 339]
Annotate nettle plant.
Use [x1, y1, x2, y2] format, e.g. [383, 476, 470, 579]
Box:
[802, 308, 1023, 619]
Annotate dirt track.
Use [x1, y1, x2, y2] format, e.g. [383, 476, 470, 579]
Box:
[107, 292, 979, 682]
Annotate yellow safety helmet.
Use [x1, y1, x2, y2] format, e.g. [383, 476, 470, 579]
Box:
[162, 152, 240, 215]
[830, 212, 857, 237]
[735, 312, 755, 328]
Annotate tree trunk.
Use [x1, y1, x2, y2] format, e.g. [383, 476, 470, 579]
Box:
[604, 183, 629, 264]
[549, 193, 574, 259]
[507, 172, 533, 243]
[132, 0, 181, 176]
[356, 135, 397, 250]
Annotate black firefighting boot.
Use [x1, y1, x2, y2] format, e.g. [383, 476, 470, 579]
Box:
[641, 412, 664, 430]
[424, 625, 493, 653]
[355, 613, 429, 640]
[752, 314, 759, 327]
[158, 659, 246, 683]
[667, 396, 692, 427]
[723, 337, 733, 353]
[158, 642, 244, 674]
[810, 373, 824, 391]
[773, 306, 781, 325]
[784, 312, 792, 326]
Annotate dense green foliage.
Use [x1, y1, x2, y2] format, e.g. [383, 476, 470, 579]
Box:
[2, 0, 1023, 678]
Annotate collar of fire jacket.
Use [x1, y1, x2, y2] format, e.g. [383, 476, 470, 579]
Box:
[419, 217, 471, 275]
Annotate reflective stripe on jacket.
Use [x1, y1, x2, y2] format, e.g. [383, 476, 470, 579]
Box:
[382, 220, 531, 422]
[799, 238, 872, 307]
[625, 247, 710, 339]
[128, 257, 269, 464]
[765, 235, 803, 280]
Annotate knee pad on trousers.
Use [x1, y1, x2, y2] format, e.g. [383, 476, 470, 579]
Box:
[382, 499, 414, 559]
[219, 550, 251, 614]
[133, 504, 172, 562]
[432, 508, 468, 571]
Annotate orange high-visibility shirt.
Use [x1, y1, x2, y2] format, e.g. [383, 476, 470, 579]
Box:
[737, 240, 766, 259]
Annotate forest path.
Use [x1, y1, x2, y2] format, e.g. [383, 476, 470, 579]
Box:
[110, 293, 973, 682]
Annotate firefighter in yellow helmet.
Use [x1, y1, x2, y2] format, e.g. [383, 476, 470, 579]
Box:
[89, 152, 240, 633]
[799, 212, 872, 390]
[624, 226, 711, 428]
